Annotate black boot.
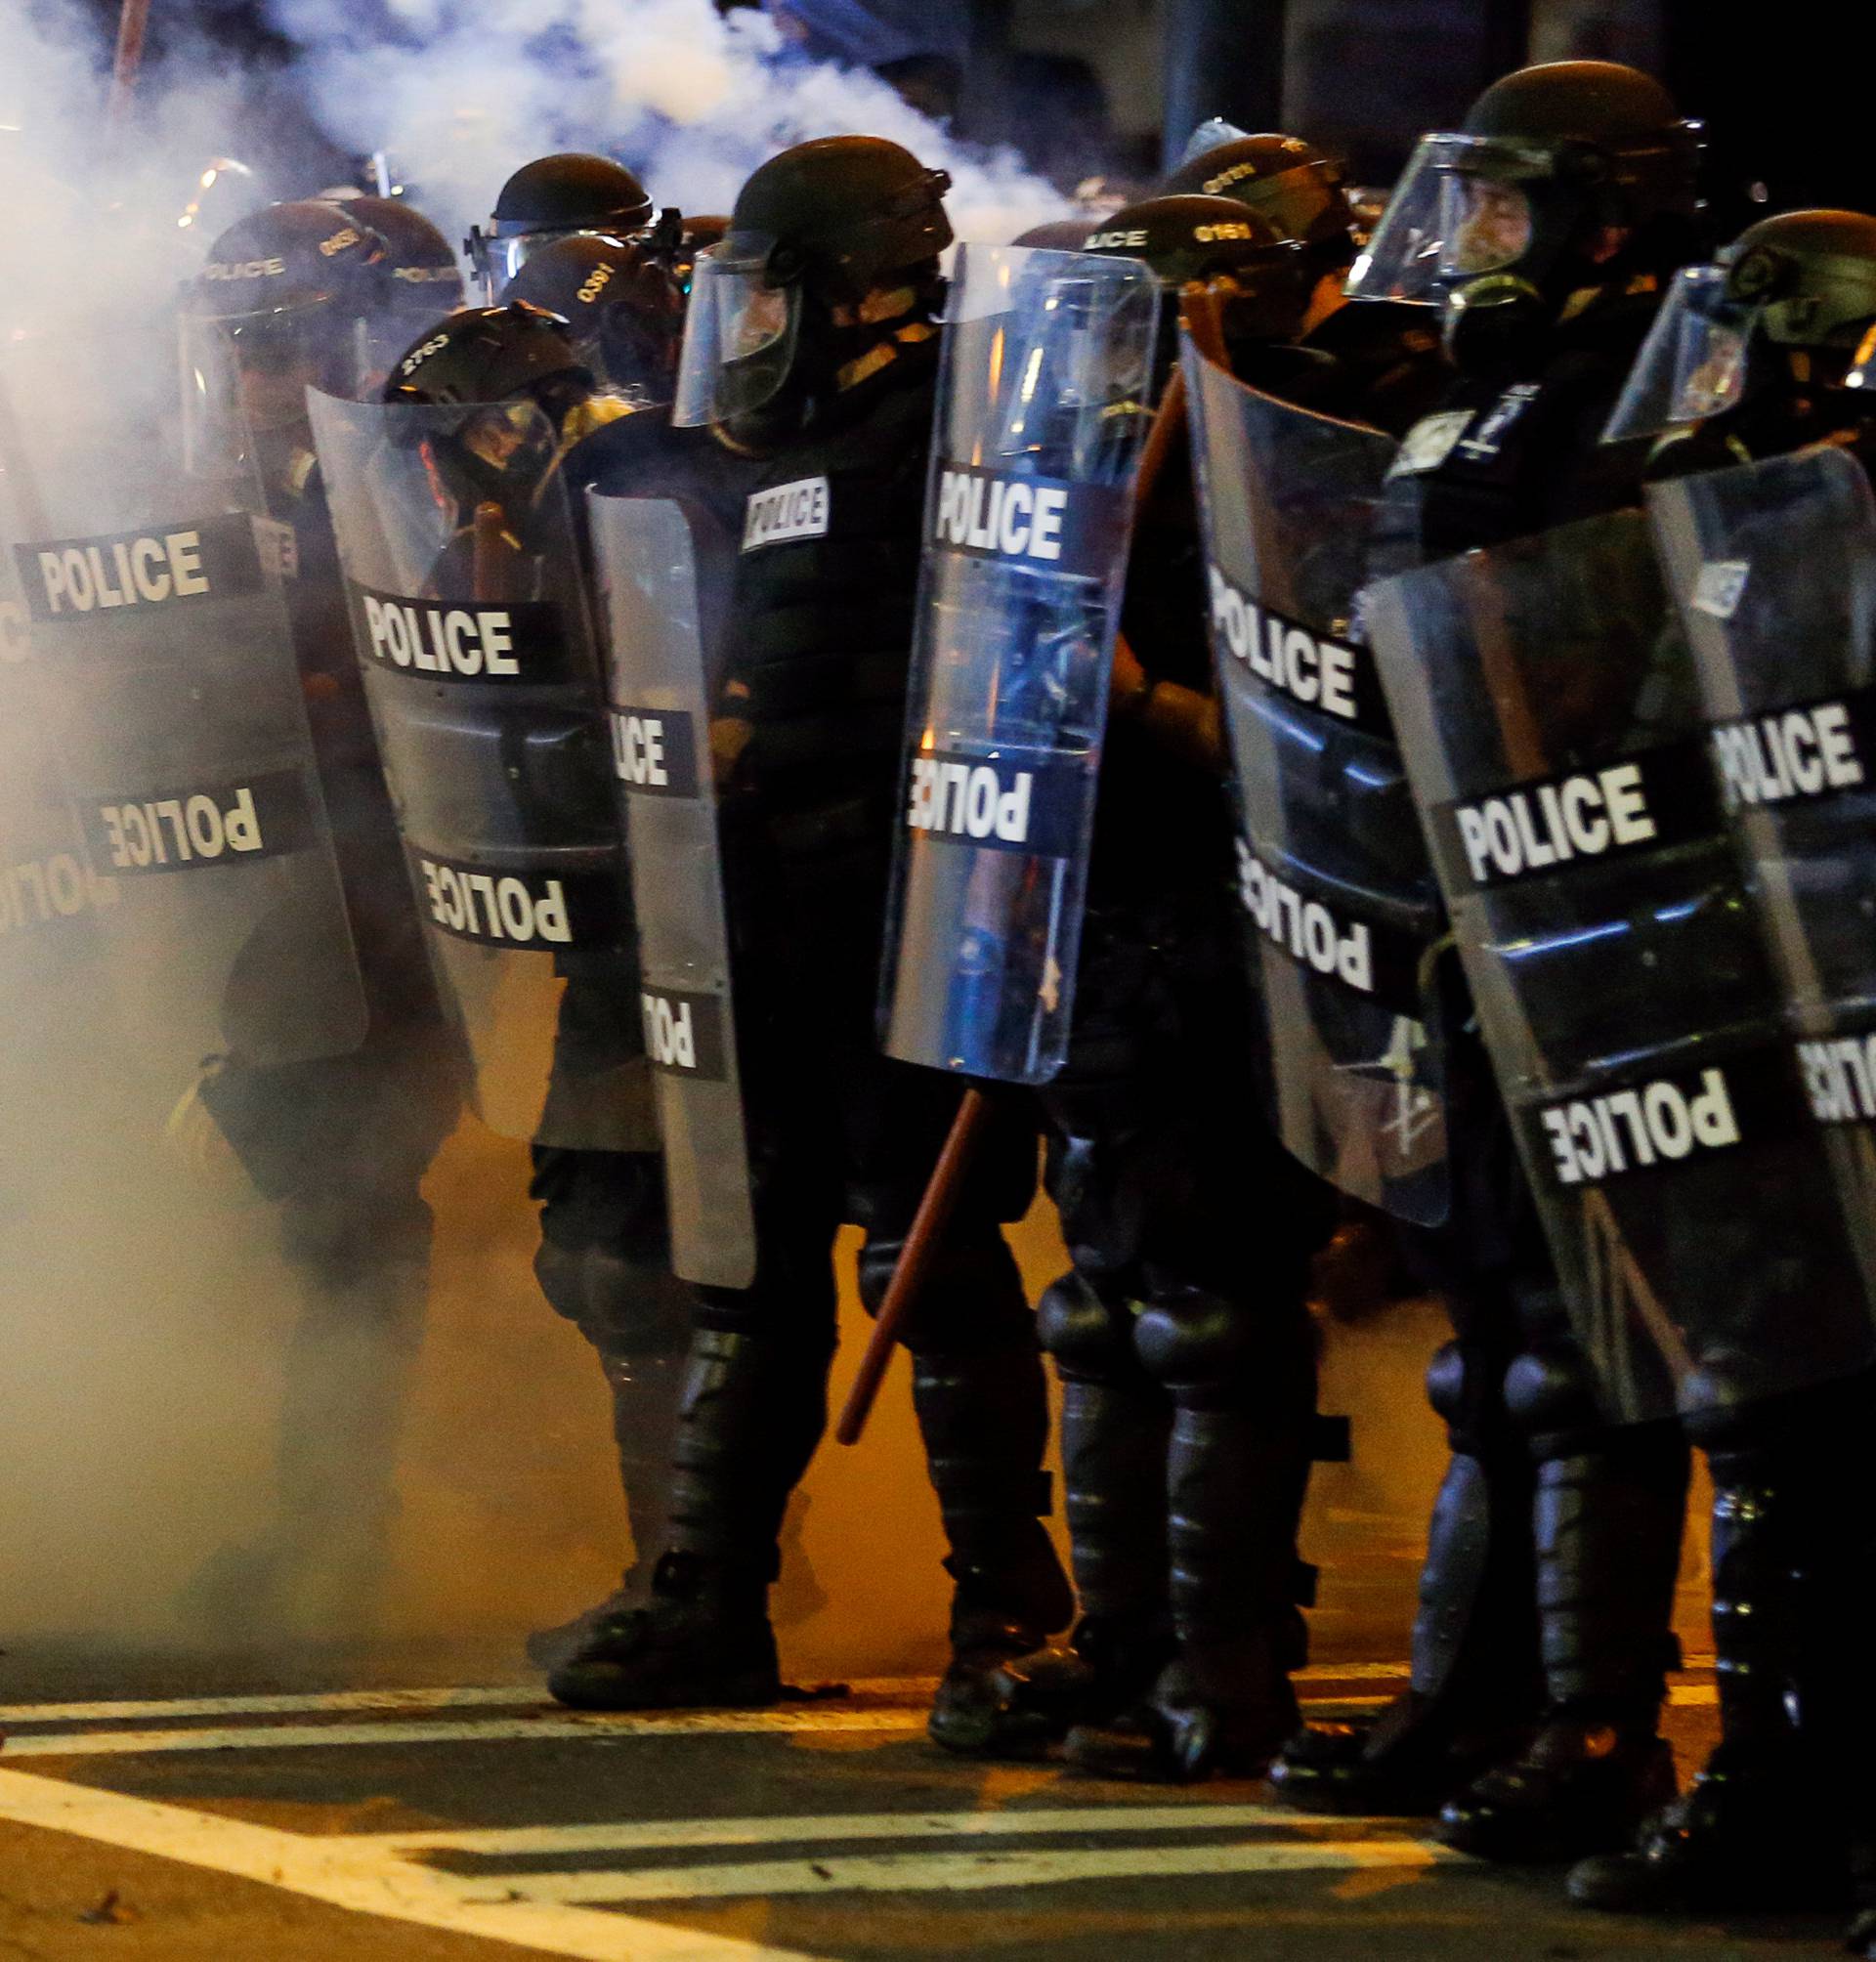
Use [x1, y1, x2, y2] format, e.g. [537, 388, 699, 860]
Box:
[547, 1326, 829, 1709]
[528, 1348, 686, 1671]
[929, 1277, 1174, 1758]
[1070, 1296, 1322, 1784]
[919, 1343, 1118, 1756]
[1438, 1420, 1687, 1863]
[1272, 1339, 1543, 1813]
[1570, 1440, 1852, 1912]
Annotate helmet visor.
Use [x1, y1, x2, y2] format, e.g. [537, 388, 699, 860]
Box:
[470, 225, 638, 304]
[1601, 265, 1750, 443]
[1177, 116, 1252, 166]
[670, 238, 800, 428]
[179, 302, 367, 480]
[1436, 172, 1533, 278]
[1346, 133, 1550, 302]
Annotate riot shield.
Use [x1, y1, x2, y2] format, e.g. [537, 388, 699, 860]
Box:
[1368, 507, 1876, 1422]
[588, 489, 756, 1290]
[1648, 445, 1876, 1029]
[1183, 335, 1448, 1223]
[307, 388, 653, 1151]
[878, 243, 1160, 1083]
[11, 501, 367, 1084]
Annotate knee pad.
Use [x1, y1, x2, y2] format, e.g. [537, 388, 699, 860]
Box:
[859, 1219, 1027, 1353]
[1134, 1287, 1317, 1414]
[1037, 1273, 1133, 1381]
[1133, 1288, 1249, 1394]
[535, 1238, 694, 1357]
[1427, 1338, 1516, 1459]
[1503, 1343, 1605, 1451]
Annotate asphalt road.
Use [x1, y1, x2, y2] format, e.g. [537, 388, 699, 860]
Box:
[0, 1645, 1848, 1962]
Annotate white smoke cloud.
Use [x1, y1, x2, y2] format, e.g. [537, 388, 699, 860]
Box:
[262, 0, 1070, 250]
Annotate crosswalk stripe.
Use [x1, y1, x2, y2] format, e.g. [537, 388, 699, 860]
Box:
[0, 1708, 925, 1758]
[376, 1803, 1376, 1855]
[0, 1769, 819, 1962]
[443, 1836, 1451, 1904]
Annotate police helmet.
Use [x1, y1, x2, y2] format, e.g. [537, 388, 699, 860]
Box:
[1608, 209, 1876, 440]
[1350, 62, 1702, 311]
[466, 152, 656, 295]
[500, 233, 686, 402]
[183, 200, 391, 460]
[1082, 193, 1320, 342]
[673, 138, 951, 429]
[1160, 133, 1358, 267]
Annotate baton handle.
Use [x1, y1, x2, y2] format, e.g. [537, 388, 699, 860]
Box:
[835, 1087, 994, 1446]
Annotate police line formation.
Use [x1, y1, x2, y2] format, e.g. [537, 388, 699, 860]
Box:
[9, 55, 1876, 1941]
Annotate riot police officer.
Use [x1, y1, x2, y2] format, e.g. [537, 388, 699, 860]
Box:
[1160, 132, 1447, 433]
[552, 138, 1073, 1722]
[466, 153, 657, 301]
[1560, 208, 1876, 1926]
[1272, 63, 1709, 1861]
[932, 194, 1343, 1780]
[175, 200, 464, 1633]
[367, 302, 695, 1672]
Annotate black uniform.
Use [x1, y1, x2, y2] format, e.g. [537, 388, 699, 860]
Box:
[552, 338, 1070, 1705]
[1025, 399, 1340, 1777]
[1270, 280, 1694, 1858]
[1266, 61, 1710, 1860]
[1566, 210, 1876, 1923]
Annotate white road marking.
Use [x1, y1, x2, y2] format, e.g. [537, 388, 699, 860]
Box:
[447, 1837, 1450, 1904]
[0, 1768, 821, 1962]
[0, 1708, 926, 1758]
[0, 1685, 558, 1726]
[377, 1803, 1372, 1855]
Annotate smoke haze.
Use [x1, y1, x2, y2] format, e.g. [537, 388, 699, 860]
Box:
[263, 0, 1071, 246]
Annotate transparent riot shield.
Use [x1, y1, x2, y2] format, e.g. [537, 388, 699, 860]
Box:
[12, 504, 367, 1083]
[589, 489, 756, 1290]
[878, 243, 1160, 1083]
[0, 537, 122, 1085]
[1184, 334, 1449, 1222]
[1368, 507, 1876, 1423]
[308, 388, 653, 1151]
[1649, 446, 1876, 1027]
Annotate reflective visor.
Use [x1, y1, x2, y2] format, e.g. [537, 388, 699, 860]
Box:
[670, 237, 800, 428]
[1345, 132, 1549, 303]
[1601, 265, 1750, 443]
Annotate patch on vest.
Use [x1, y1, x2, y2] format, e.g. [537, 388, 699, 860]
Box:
[743, 476, 831, 550]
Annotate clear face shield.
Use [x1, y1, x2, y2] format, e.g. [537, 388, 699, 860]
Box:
[179, 298, 369, 484]
[467, 224, 644, 304]
[1345, 133, 1540, 302]
[670, 237, 801, 428]
[1600, 264, 1751, 443]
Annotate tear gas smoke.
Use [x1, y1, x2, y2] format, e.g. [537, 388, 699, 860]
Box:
[262, 0, 1071, 246]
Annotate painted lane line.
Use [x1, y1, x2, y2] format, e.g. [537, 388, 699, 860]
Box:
[0, 1768, 822, 1962]
[0, 1658, 1712, 1730]
[447, 1836, 1452, 1904]
[0, 1685, 558, 1726]
[0, 1708, 925, 1759]
[376, 1803, 1383, 1855]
